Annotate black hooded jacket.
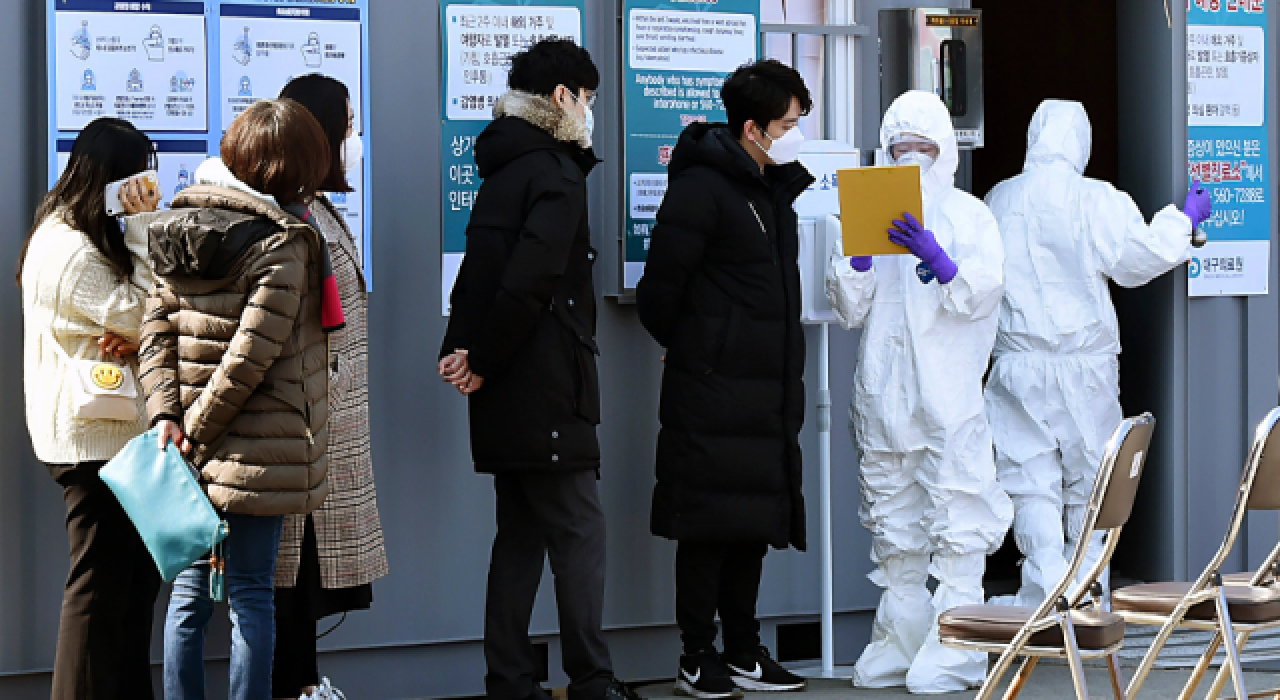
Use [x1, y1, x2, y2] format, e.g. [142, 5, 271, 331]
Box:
[440, 92, 602, 474]
[637, 123, 814, 550]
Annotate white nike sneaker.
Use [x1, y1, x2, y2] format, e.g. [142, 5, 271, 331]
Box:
[301, 677, 346, 700]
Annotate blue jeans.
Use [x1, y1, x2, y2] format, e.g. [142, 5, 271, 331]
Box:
[164, 513, 284, 700]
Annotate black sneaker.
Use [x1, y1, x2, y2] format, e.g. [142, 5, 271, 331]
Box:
[675, 651, 745, 699]
[602, 679, 644, 700]
[722, 646, 806, 692]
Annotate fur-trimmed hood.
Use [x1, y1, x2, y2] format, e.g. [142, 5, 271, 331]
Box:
[474, 92, 600, 181]
[494, 90, 592, 149]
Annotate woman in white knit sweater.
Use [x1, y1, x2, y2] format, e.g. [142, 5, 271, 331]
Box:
[20, 118, 164, 700]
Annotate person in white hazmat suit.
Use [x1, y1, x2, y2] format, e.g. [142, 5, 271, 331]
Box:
[825, 90, 1013, 694]
[984, 99, 1213, 608]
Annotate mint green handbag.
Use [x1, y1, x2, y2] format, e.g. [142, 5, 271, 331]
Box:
[100, 428, 230, 599]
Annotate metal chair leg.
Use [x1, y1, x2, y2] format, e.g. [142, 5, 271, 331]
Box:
[1215, 589, 1249, 700]
[975, 643, 1022, 700]
[1108, 654, 1127, 700]
[1061, 611, 1092, 700]
[1203, 629, 1252, 700]
[1002, 657, 1040, 700]
[1126, 609, 1189, 699]
[1175, 629, 1220, 700]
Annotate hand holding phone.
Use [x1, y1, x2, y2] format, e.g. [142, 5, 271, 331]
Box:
[105, 170, 160, 216]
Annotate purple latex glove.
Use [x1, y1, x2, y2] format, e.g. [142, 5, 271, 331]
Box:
[1183, 178, 1213, 229]
[850, 256, 873, 272]
[889, 212, 958, 284]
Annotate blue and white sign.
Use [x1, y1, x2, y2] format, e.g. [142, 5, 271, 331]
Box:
[622, 0, 760, 290]
[48, 0, 373, 286]
[52, 1, 209, 132]
[1186, 0, 1270, 296]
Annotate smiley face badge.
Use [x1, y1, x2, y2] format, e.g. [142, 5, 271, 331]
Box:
[90, 363, 125, 391]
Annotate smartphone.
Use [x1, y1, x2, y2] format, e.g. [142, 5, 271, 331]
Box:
[104, 170, 159, 216]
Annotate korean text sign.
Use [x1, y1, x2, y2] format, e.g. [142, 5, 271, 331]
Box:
[1186, 0, 1271, 296]
[439, 1, 585, 315]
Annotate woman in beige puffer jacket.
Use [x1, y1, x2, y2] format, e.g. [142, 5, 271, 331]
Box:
[138, 98, 338, 700]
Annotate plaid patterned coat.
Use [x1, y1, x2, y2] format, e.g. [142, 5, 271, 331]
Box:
[274, 196, 389, 588]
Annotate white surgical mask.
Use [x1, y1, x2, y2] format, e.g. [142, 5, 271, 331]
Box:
[755, 126, 804, 165]
[895, 150, 936, 174]
[571, 92, 595, 140]
[342, 133, 363, 173]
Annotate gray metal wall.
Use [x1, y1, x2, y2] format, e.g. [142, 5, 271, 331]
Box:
[0, 2, 1276, 699]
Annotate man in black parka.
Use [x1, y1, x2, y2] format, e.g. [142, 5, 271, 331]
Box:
[438, 40, 638, 700]
[636, 60, 815, 699]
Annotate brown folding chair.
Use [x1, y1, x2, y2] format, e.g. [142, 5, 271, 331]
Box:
[1114, 406, 1280, 700]
[938, 413, 1156, 700]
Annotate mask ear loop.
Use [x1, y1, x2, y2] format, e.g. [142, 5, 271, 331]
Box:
[749, 122, 774, 152]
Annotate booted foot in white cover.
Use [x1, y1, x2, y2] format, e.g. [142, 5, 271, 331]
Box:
[853, 554, 932, 688]
[906, 554, 989, 694]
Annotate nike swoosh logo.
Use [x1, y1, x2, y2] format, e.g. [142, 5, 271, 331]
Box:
[735, 663, 763, 681]
[683, 668, 702, 684]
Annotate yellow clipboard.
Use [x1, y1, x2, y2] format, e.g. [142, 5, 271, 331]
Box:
[836, 166, 923, 256]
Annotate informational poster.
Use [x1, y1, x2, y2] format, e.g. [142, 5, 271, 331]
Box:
[439, 1, 585, 315]
[217, 5, 363, 132]
[54, 2, 209, 132]
[217, 2, 369, 274]
[47, 0, 373, 286]
[622, 0, 760, 290]
[1186, 0, 1270, 297]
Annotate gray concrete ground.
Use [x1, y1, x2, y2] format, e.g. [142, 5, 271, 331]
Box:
[632, 665, 1280, 699]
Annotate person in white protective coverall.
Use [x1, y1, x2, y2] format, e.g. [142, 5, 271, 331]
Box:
[984, 99, 1213, 609]
[825, 90, 1013, 694]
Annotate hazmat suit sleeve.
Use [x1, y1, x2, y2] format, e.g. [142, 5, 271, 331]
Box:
[824, 238, 876, 331]
[1087, 182, 1191, 288]
[933, 200, 1004, 321]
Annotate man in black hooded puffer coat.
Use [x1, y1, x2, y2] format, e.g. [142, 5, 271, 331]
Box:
[636, 60, 815, 699]
[438, 40, 640, 700]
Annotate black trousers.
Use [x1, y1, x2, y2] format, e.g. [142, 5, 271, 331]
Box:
[272, 516, 374, 698]
[484, 471, 614, 700]
[49, 461, 163, 700]
[272, 611, 318, 697]
[675, 541, 768, 656]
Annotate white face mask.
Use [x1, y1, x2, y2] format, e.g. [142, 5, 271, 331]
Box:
[570, 92, 595, 139]
[753, 125, 804, 165]
[341, 133, 363, 173]
[895, 150, 936, 174]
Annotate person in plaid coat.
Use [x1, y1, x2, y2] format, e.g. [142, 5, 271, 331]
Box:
[271, 75, 389, 700]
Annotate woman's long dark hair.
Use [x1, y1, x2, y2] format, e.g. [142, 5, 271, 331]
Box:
[279, 75, 354, 193]
[18, 118, 156, 287]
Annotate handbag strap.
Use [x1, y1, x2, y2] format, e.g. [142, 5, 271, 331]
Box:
[41, 328, 123, 367]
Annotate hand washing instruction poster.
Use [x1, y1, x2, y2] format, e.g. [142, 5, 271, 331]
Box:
[439, 1, 585, 315]
[48, 0, 373, 285]
[1186, 0, 1271, 296]
[622, 0, 759, 290]
[54, 2, 208, 132]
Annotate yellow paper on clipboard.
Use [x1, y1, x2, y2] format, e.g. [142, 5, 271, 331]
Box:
[836, 166, 923, 257]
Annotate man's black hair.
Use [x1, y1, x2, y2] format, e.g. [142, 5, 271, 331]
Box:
[508, 39, 600, 97]
[721, 59, 813, 138]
